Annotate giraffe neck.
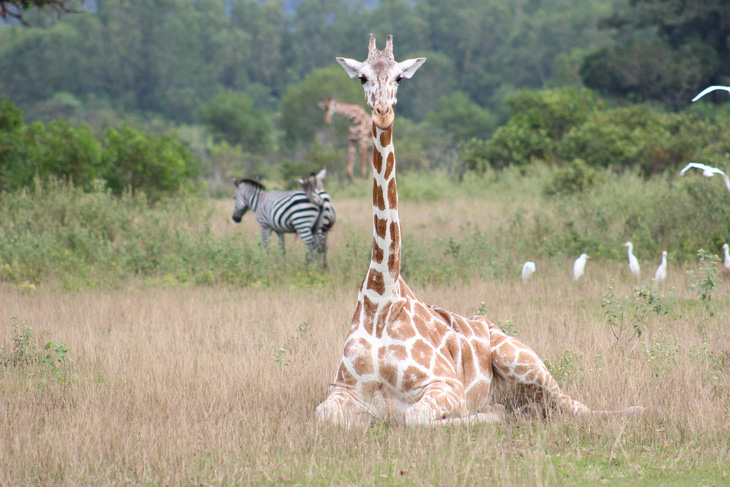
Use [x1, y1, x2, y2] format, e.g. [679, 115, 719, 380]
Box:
[361, 125, 401, 307]
[334, 103, 367, 122]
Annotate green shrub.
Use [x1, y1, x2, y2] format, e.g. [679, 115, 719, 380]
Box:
[543, 158, 599, 195]
[101, 123, 202, 201]
[0, 119, 103, 192]
[197, 91, 275, 155]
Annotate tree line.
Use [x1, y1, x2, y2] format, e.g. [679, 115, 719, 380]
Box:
[1, 0, 729, 195]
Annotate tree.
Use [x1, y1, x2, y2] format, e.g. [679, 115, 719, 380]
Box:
[197, 92, 275, 156]
[0, 0, 82, 25]
[279, 64, 363, 149]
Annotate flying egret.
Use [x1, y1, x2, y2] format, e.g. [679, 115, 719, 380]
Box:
[521, 261, 536, 282]
[691, 85, 730, 102]
[623, 242, 640, 279]
[573, 254, 589, 280]
[680, 162, 730, 191]
[654, 250, 667, 286]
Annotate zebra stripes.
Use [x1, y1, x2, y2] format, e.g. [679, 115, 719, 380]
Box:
[232, 177, 336, 265]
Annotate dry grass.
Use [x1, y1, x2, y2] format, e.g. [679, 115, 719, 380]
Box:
[2, 195, 730, 486]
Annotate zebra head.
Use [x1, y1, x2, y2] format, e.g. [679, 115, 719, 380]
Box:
[298, 168, 328, 207]
[232, 178, 264, 223]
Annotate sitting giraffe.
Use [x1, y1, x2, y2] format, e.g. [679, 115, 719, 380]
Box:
[319, 98, 373, 183]
[316, 35, 644, 427]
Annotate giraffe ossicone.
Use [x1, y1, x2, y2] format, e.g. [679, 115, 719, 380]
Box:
[316, 35, 644, 427]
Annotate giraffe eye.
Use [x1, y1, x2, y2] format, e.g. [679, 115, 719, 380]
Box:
[395, 76, 403, 85]
[359, 76, 368, 85]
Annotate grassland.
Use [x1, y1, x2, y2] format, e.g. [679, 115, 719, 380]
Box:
[1, 177, 729, 486]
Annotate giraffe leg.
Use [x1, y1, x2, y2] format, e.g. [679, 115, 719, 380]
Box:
[486, 321, 590, 415]
[316, 386, 371, 428]
[347, 142, 357, 183]
[404, 382, 469, 425]
[359, 140, 369, 179]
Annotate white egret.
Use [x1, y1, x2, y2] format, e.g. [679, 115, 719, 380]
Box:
[521, 261, 536, 282]
[573, 254, 589, 281]
[680, 162, 730, 191]
[623, 242, 641, 279]
[691, 85, 730, 102]
[722, 243, 730, 281]
[654, 250, 667, 286]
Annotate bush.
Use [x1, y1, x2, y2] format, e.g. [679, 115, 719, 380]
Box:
[0, 119, 103, 192]
[461, 87, 598, 170]
[101, 123, 202, 201]
[197, 91, 275, 155]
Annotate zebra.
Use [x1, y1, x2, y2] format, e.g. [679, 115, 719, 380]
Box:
[232, 172, 336, 267]
[298, 169, 336, 268]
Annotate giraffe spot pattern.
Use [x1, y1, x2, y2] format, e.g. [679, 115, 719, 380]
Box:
[366, 269, 386, 296]
[374, 215, 388, 239]
[318, 38, 593, 425]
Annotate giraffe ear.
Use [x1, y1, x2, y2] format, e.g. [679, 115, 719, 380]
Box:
[398, 58, 426, 79]
[336, 57, 363, 79]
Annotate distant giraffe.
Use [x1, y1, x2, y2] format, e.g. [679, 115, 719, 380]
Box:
[319, 98, 373, 183]
[316, 35, 644, 427]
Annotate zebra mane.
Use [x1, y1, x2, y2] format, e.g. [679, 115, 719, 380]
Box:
[234, 178, 266, 190]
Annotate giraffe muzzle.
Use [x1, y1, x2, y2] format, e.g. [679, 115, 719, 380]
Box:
[372, 104, 394, 129]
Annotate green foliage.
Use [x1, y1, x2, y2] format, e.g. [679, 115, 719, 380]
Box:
[427, 91, 496, 144]
[601, 280, 668, 343]
[101, 123, 202, 201]
[0, 101, 202, 200]
[0, 317, 76, 384]
[543, 158, 599, 195]
[545, 349, 585, 385]
[687, 249, 721, 310]
[0, 97, 23, 131]
[580, 37, 718, 108]
[508, 169, 730, 261]
[280, 65, 364, 149]
[462, 87, 598, 170]
[197, 91, 274, 155]
[0, 118, 103, 192]
[642, 328, 680, 377]
[0, 317, 37, 366]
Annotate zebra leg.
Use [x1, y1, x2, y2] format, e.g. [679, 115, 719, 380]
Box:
[317, 230, 328, 268]
[260, 227, 272, 255]
[294, 225, 317, 263]
[276, 232, 286, 259]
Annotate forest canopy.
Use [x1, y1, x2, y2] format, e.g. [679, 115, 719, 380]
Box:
[1, 0, 729, 192]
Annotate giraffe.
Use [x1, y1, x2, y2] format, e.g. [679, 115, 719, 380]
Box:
[319, 98, 373, 183]
[316, 35, 644, 427]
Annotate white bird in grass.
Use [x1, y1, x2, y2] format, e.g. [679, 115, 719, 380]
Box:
[573, 254, 589, 281]
[521, 261, 536, 282]
[691, 85, 730, 102]
[623, 242, 641, 279]
[721, 243, 730, 282]
[680, 162, 730, 191]
[654, 250, 667, 286]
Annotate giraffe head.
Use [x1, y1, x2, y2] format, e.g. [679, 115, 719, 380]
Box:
[336, 35, 425, 130]
[319, 98, 336, 125]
